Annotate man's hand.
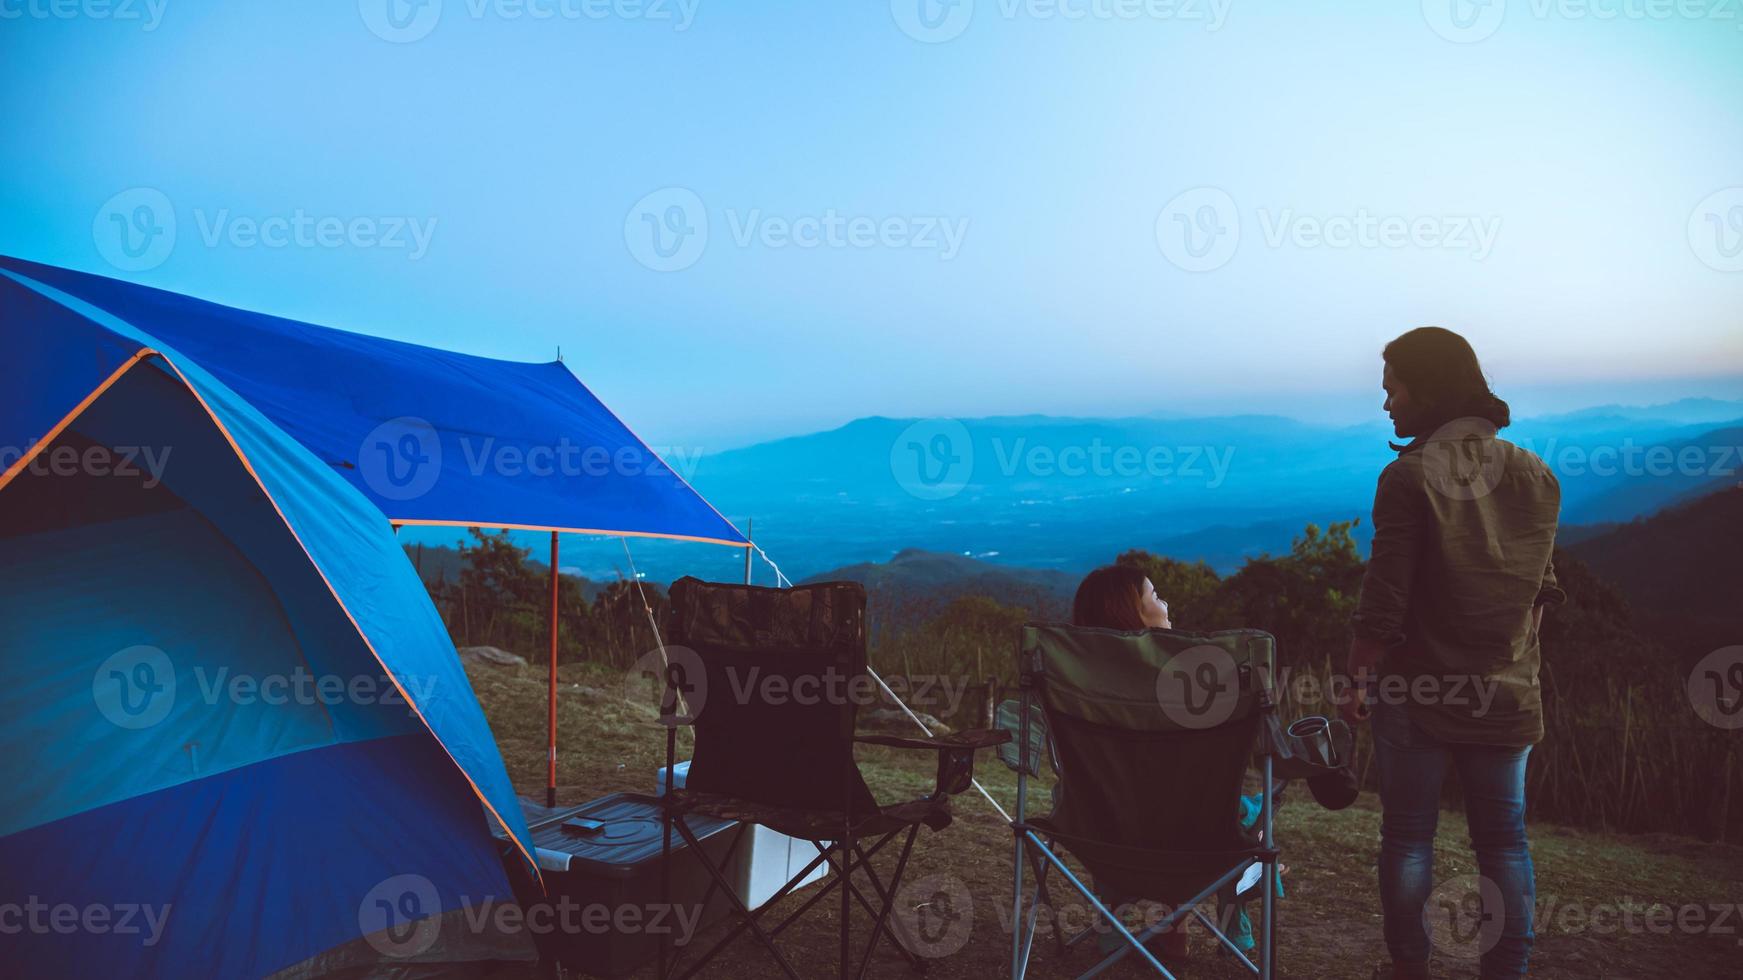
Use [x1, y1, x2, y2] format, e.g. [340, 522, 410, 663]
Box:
[1340, 635, 1387, 725]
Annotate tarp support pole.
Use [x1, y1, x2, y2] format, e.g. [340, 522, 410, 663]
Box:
[743, 518, 754, 585]
[547, 530, 559, 808]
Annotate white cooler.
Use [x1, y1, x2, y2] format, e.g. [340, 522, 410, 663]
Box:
[656, 760, 830, 909]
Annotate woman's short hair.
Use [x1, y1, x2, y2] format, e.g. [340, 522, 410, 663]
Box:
[1072, 564, 1150, 631]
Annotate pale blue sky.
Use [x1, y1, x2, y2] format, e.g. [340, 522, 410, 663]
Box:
[3, 0, 1740, 447]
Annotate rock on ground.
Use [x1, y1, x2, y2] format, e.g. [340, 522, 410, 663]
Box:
[458, 646, 528, 668]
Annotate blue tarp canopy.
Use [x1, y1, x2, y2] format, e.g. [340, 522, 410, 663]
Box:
[0, 255, 747, 548]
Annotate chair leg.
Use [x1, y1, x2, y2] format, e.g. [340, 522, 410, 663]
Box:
[845, 838, 926, 973]
[1011, 824, 1027, 980]
[1190, 907, 1258, 975]
[1015, 862, 1045, 974]
[674, 838, 858, 980]
[841, 812, 853, 980]
[1027, 838, 1072, 953]
[1021, 833, 1176, 980]
[1022, 838, 1092, 951]
[1261, 875, 1276, 980]
[659, 787, 673, 980]
[853, 824, 921, 980]
[1010, 837, 1056, 978]
[1260, 754, 1276, 980]
[683, 823, 748, 946]
[768, 833, 899, 939]
[668, 817, 804, 980]
[684, 827, 915, 978]
[815, 836, 926, 966]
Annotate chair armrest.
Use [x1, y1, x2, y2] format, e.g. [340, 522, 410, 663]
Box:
[854, 729, 1010, 798]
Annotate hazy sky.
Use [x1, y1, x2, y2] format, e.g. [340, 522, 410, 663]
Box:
[4, 1, 1741, 447]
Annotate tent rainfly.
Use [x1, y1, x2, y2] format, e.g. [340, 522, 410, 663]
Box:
[0, 258, 749, 977]
[1, 255, 752, 809]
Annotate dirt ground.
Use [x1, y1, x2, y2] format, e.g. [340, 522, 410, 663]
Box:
[470, 663, 1743, 980]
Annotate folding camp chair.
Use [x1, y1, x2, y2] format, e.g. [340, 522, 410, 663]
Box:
[656, 577, 1009, 980]
[1008, 624, 1284, 980]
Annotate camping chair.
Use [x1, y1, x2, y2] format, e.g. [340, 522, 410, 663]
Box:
[1008, 624, 1284, 980]
[656, 576, 1010, 980]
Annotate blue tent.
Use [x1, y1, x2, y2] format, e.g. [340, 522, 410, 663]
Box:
[0, 261, 742, 976]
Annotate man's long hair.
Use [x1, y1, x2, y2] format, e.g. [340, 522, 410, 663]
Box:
[1383, 326, 1511, 453]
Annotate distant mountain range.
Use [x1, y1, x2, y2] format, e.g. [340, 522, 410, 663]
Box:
[399, 408, 1743, 659]
[398, 398, 1742, 585]
[680, 400, 1743, 579]
[798, 548, 1077, 634]
[785, 486, 1739, 663]
[1527, 398, 1743, 427]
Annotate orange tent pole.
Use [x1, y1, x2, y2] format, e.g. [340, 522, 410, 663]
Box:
[547, 530, 559, 808]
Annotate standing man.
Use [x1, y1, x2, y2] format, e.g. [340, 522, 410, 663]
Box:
[1342, 327, 1565, 980]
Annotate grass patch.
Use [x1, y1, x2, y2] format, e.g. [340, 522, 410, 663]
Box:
[468, 660, 1743, 978]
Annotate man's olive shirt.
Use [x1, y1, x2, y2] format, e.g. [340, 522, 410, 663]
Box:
[1351, 420, 1566, 747]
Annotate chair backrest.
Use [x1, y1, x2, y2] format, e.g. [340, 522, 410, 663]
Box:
[667, 577, 878, 816]
[1019, 624, 1276, 853]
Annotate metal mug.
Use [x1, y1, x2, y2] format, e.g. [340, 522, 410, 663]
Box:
[1287, 715, 1339, 769]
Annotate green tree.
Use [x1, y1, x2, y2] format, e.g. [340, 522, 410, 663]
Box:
[434, 529, 599, 664]
[1199, 520, 1365, 669]
[1113, 548, 1221, 625]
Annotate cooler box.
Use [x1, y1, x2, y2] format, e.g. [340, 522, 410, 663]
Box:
[501, 792, 744, 977]
[657, 760, 830, 909]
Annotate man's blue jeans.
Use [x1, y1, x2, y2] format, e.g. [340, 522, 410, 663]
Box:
[1372, 700, 1535, 978]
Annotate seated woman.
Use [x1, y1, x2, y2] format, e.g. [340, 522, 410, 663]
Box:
[1072, 564, 1172, 631]
[1070, 564, 1283, 962]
